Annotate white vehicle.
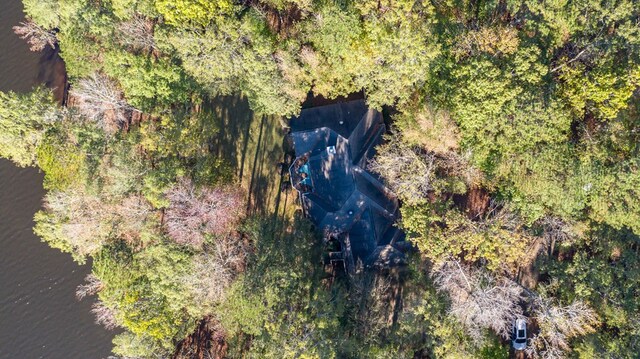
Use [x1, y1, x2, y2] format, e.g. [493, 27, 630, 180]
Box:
[512, 318, 527, 351]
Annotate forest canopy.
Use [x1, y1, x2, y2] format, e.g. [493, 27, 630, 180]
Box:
[1, 0, 639, 357]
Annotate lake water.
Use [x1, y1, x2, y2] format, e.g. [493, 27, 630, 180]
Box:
[0, 0, 115, 357]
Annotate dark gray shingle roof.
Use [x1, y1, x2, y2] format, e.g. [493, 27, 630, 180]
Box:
[289, 100, 403, 264]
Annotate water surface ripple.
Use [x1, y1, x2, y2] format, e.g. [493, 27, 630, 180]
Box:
[0, 0, 114, 357]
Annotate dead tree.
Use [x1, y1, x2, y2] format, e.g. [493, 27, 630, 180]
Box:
[165, 178, 245, 247]
[433, 260, 525, 342]
[43, 189, 113, 257]
[114, 194, 155, 242]
[43, 190, 153, 257]
[13, 18, 57, 51]
[70, 73, 135, 134]
[526, 297, 598, 359]
[350, 272, 396, 339]
[116, 14, 157, 53]
[91, 301, 118, 330]
[537, 216, 577, 255]
[184, 237, 248, 307]
[368, 135, 435, 203]
[76, 274, 104, 300]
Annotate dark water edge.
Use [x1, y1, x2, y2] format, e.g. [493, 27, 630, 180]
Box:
[0, 0, 115, 358]
[0, 161, 114, 359]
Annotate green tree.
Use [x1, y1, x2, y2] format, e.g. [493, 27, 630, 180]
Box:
[103, 50, 194, 111]
[0, 88, 58, 166]
[94, 242, 198, 354]
[218, 216, 344, 358]
[154, 0, 234, 26]
[544, 227, 640, 358]
[169, 12, 307, 116]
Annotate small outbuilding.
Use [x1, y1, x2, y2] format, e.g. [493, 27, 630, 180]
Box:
[289, 100, 405, 272]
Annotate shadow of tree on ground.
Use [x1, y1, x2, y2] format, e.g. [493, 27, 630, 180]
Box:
[203, 95, 292, 216]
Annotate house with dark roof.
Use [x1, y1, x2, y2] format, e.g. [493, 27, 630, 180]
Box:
[288, 100, 405, 273]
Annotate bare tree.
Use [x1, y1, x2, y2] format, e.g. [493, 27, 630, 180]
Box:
[114, 194, 155, 242]
[43, 189, 113, 257]
[42, 190, 154, 257]
[76, 273, 104, 300]
[299, 45, 319, 69]
[184, 235, 248, 309]
[350, 272, 396, 340]
[13, 18, 57, 51]
[537, 216, 578, 255]
[369, 135, 435, 203]
[92, 301, 119, 330]
[116, 14, 157, 53]
[70, 73, 135, 134]
[526, 297, 598, 359]
[454, 26, 520, 58]
[436, 150, 484, 188]
[481, 200, 522, 228]
[165, 178, 245, 247]
[433, 260, 525, 342]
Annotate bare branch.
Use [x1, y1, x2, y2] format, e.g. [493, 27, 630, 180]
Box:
[13, 18, 57, 52]
[165, 178, 245, 247]
[76, 273, 103, 300]
[116, 14, 157, 53]
[350, 272, 396, 339]
[91, 301, 119, 330]
[43, 190, 153, 257]
[433, 261, 524, 342]
[70, 73, 135, 134]
[184, 236, 248, 308]
[44, 190, 113, 256]
[550, 48, 589, 73]
[526, 296, 598, 358]
[537, 216, 577, 254]
[369, 135, 435, 203]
